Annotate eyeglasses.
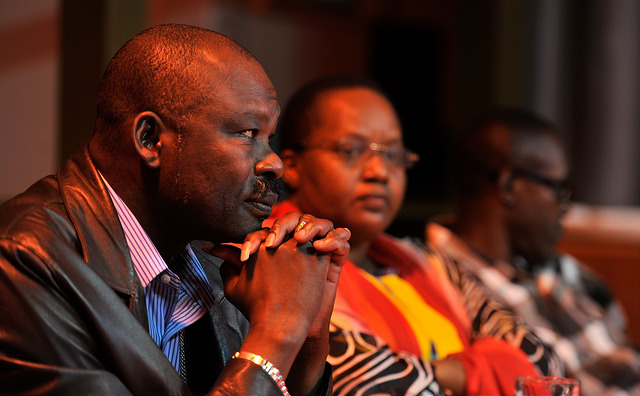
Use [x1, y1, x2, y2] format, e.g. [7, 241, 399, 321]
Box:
[512, 167, 575, 204]
[302, 137, 420, 170]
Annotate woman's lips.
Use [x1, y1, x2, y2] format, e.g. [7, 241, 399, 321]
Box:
[357, 194, 389, 211]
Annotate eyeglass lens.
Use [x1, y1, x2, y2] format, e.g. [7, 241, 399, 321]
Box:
[513, 168, 574, 202]
[330, 139, 419, 169]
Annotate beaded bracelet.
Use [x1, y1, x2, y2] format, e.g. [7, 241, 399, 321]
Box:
[233, 351, 290, 396]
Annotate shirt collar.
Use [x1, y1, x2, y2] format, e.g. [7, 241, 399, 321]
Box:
[101, 173, 168, 287]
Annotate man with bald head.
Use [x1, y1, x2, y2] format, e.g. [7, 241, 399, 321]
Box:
[427, 108, 640, 395]
[0, 24, 350, 395]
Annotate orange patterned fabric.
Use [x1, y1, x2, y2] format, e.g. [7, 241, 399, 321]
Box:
[334, 240, 467, 361]
[267, 201, 542, 395]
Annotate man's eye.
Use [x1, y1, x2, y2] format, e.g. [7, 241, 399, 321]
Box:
[239, 130, 256, 138]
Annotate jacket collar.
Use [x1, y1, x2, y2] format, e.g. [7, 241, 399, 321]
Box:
[57, 145, 137, 296]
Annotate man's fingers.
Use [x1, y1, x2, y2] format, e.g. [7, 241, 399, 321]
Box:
[328, 227, 352, 240]
[240, 228, 270, 261]
[292, 215, 334, 244]
[241, 213, 347, 262]
[312, 227, 350, 247]
[264, 212, 333, 246]
[264, 212, 303, 247]
[313, 227, 351, 272]
[209, 244, 242, 266]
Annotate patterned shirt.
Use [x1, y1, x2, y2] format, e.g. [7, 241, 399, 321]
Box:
[329, 237, 562, 396]
[427, 221, 640, 396]
[268, 200, 561, 395]
[104, 176, 216, 375]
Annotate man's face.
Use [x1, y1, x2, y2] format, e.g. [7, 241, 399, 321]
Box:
[286, 87, 407, 246]
[157, 58, 283, 243]
[507, 135, 570, 264]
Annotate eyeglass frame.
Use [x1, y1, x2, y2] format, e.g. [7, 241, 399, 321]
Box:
[511, 167, 575, 204]
[297, 137, 420, 170]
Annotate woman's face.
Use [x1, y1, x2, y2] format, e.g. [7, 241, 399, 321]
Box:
[285, 87, 407, 245]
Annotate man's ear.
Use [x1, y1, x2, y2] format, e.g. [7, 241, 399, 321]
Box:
[497, 168, 517, 208]
[281, 149, 302, 190]
[132, 112, 164, 169]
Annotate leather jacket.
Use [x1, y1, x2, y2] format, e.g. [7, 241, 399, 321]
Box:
[0, 145, 330, 395]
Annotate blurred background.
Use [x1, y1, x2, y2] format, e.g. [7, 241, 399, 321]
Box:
[1, 0, 638, 343]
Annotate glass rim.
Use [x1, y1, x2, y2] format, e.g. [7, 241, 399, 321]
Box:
[515, 376, 580, 385]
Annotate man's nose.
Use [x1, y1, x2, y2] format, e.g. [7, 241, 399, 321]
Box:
[256, 150, 284, 179]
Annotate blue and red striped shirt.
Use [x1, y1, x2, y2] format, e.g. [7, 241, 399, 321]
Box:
[103, 176, 216, 375]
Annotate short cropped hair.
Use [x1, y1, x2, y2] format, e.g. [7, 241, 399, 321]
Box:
[95, 24, 254, 140]
[453, 107, 565, 199]
[278, 75, 389, 152]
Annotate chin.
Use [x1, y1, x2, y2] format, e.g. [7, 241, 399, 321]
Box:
[350, 223, 387, 243]
[358, 209, 393, 224]
[209, 222, 262, 244]
[241, 218, 266, 238]
[528, 251, 555, 265]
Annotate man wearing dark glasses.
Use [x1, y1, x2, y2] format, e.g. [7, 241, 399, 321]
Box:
[427, 108, 640, 395]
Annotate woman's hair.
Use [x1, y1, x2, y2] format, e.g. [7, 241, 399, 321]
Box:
[278, 75, 388, 152]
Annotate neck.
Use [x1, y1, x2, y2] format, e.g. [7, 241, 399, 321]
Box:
[142, 220, 189, 261]
[90, 139, 191, 261]
[347, 238, 380, 274]
[455, 201, 512, 263]
[103, 176, 188, 261]
[286, 197, 380, 272]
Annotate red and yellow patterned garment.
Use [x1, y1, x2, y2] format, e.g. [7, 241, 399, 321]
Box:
[267, 201, 561, 395]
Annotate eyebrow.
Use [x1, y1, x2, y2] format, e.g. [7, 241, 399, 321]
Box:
[222, 105, 280, 132]
[340, 133, 404, 144]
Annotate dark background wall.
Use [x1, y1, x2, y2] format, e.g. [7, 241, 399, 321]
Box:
[1, 0, 638, 343]
[3, 0, 638, 207]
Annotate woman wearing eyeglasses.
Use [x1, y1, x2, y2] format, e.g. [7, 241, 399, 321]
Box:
[266, 76, 562, 396]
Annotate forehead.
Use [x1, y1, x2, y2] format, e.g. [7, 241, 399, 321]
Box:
[199, 55, 279, 124]
[309, 87, 401, 141]
[204, 50, 275, 95]
[514, 134, 568, 174]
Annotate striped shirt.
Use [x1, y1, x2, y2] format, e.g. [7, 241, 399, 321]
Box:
[427, 221, 640, 395]
[103, 175, 216, 375]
